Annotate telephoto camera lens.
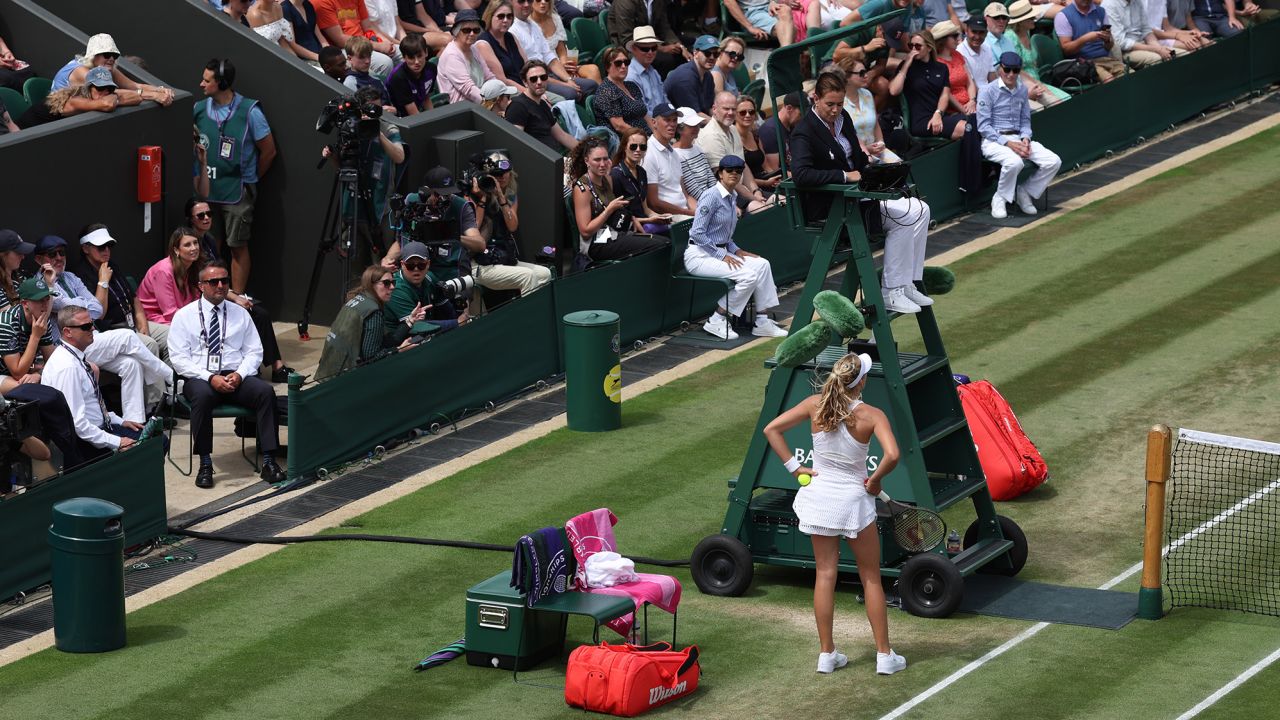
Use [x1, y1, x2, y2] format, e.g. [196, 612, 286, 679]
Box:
[434, 274, 476, 300]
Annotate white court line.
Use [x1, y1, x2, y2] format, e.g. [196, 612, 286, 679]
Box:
[879, 476, 1280, 720]
[1173, 646, 1280, 720]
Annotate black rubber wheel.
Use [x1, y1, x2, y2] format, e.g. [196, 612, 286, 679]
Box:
[690, 534, 755, 596]
[899, 553, 964, 618]
[963, 515, 1029, 577]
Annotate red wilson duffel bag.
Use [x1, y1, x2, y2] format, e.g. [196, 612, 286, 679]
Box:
[565, 642, 700, 716]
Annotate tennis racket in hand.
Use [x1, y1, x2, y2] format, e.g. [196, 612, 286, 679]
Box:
[877, 491, 946, 553]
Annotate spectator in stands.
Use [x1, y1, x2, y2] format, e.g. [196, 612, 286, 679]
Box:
[438, 9, 497, 103]
[0, 34, 33, 93]
[223, 0, 252, 27]
[512, 0, 597, 101]
[532, 0, 600, 83]
[315, 265, 422, 380]
[792, 71, 933, 314]
[1006, 2, 1069, 104]
[0, 277, 86, 468]
[481, 78, 519, 114]
[52, 34, 175, 104]
[1, 104, 16, 135]
[366, 0, 411, 50]
[73, 228, 154, 353]
[712, 36, 747, 95]
[137, 227, 204, 355]
[674, 107, 719, 202]
[283, 0, 328, 59]
[977, 52, 1062, 219]
[15, 68, 146, 129]
[314, 0, 396, 76]
[387, 33, 437, 115]
[42, 305, 145, 459]
[383, 241, 466, 334]
[593, 46, 652, 136]
[958, 16, 997, 92]
[0, 229, 32, 309]
[396, 0, 454, 52]
[664, 36, 719, 116]
[611, 126, 675, 235]
[840, 58, 904, 163]
[760, 90, 806, 169]
[1189, 0, 1243, 37]
[506, 59, 579, 151]
[170, 262, 287, 488]
[924, 0, 966, 25]
[982, 3, 1018, 56]
[1102, 0, 1180, 65]
[736, 96, 781, 194]
[320, 46, 350, 82]
[685, 155, 789, 340]
[344, 36, 393, 106]
[723, 0, 797, 46]
[249, 0, 319, 62]
[808, 0, 857, 31]
[889, 32, 971, 140]
[625, 27, 670, 116]
[34, 235, 169, 421]
[195, 58, 277, 296]
[461, 171, 553, 307]
[608, 0, 689, 76]
[831, 23, 893, 96]
[475, 0, 529, 92]
[1148, 0, 1211, 49]
[570, 136, 670, 263]
[643, 104, 698, 221]
[699, 92, 774, 208]
[933, 20, 977, 116]
[843, 0, 928, 29]
[1055, 0, 1125, 81]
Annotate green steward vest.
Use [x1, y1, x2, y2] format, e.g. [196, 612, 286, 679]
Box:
[315, 293, 381, 381]
[194, 95, 258, 204]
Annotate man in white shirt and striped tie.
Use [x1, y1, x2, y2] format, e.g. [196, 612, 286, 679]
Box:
[168, 261, 285, 489]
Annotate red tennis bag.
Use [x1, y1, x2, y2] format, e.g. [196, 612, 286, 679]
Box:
[957, 380, 1048, 501]
[565, 642, 700, 716]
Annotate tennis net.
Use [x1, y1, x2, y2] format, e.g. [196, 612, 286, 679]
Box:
[1164, 428, 1280, 616]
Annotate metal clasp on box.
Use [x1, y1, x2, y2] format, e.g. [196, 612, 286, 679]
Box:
[478, 604, 509, 629]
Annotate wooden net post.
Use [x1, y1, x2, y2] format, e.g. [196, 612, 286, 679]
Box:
[1138, 424, 1172, 620]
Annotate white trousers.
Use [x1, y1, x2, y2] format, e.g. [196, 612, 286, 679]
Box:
[879, 196, 931, 290]
[473, 261, 553, 297]
[981, 139, 1062, 205]
[85, 328, 171, 422]
[683, 247, 780, 317]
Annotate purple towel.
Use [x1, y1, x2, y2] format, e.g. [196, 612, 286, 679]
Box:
[510, 527, 576, 608]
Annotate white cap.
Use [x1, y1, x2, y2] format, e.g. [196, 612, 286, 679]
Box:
[676, 107, 707, 127]
[480, 79, 519, 101]
[79, 227, 117, 246]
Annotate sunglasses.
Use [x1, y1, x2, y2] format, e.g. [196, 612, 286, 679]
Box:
[909, 42, 926, 49]
[42, 248, 67, 257]
[610, 59, 628, 67]
[526, 73, 548, 83]
[495, 12, 513, 18]
[628, 143, 648, 151]
[403, 261, 428, 271]
[195, 211, 212, 219]
[999, 65, 1019, 73]
[737, 109, 756, 117]
[702, 49, 720, 60]
[68, 321, 96, 332]
[633, 45, 658, 53]
[201, 276, 231, 286]
[378, 279, 395, 288]
[724, 50, 743, 61]
[851, 68, 868, 77]
[458, 26, 482, 34]
[99, 52, 120, 60]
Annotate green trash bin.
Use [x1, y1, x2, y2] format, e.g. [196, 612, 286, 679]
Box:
[49, 497, 126, 653]
[563, 310, 622, 432]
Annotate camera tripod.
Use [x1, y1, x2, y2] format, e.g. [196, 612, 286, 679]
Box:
[298, 166, 380, 340]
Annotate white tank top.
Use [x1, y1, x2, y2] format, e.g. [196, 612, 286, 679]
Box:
[811, 399, 869, 482]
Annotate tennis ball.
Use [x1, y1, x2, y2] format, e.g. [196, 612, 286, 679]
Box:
[797, 473, 811, 486]
[776, 320, 832, 368]
[922, 266, 956, 295]
[813, 290, 865, 339]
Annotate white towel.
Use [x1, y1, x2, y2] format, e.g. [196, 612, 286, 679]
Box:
[584, 551, 639, 588]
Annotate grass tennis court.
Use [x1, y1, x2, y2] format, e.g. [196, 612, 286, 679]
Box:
[4, 126, 1280, 719]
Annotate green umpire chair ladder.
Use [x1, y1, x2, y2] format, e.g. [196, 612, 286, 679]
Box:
[690, 181, 1027, 618]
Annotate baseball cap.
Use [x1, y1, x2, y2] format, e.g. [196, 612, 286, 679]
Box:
[998, 51, 1023, 69]
[80, 227, 117, 246]
[693, 35, 719, 52]
[19, 277, 52, 301]
[422, 166, 458, 193]
[966, 16, 989, 29]
[651, 102, 679, 118]
[984, 2, 1010, 17]
[36, 235, 68, 254]
[718, 155, 746, 171]
[400, 241, 431, 262]
[85, 66, 117, 89]
[480, 78, 519, 101]
[0, 229, 35, 255]
[676, 106, 707, 127]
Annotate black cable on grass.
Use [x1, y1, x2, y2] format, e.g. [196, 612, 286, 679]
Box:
[169, 528, 690, 567]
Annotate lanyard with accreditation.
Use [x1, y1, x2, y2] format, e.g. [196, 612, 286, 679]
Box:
[197, 301, 228, 373]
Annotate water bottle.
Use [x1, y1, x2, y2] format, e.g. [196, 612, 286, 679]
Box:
[946, 530, 962, 555]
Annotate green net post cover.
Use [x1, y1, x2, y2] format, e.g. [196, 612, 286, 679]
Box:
[563, 311, 622, 432]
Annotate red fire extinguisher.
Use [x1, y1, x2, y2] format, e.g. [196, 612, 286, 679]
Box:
[137, 146, 162, 203]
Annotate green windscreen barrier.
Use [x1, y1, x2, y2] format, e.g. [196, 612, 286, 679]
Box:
[0, 438, 167, 601]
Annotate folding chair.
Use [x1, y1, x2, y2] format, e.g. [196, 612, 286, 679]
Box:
[165, 373, 259, 475]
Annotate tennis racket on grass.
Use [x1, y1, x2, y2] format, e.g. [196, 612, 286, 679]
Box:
[877, 491, 946, 553]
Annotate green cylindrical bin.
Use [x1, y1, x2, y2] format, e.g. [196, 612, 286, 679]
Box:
[563, 310, 622, 432]
[49, 497, 126, 653]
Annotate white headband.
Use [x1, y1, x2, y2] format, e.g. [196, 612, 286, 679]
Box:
[850, 353, 873, 388]
[79, 228, 115, 246]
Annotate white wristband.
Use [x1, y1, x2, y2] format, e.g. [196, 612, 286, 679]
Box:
[783, 457, 801, 473]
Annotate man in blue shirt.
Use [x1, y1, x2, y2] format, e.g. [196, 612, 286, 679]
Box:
[625, 26, 670, 117]
[681, 155, 788, 340]
[1190, 0, 1244, 37]
[1054, 0, 1125, 80]
[977, 53, 1061, 219]
[664, 35, 719, 116]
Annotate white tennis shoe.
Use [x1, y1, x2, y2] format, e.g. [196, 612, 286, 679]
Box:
[883, 286, 921, 314]
[903, 284, 934, 307]
[817, 650, 848, 673]
[702, 312, 738, 340]
[876, 650, 907, 675]
[752, 316, 788, 337]
[1016, 188, 1039, 215]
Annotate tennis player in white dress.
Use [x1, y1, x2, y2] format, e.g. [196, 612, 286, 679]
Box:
[763, 352, 908, 676]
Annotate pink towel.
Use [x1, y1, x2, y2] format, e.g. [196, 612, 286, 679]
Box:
[565, 508, 682, 638]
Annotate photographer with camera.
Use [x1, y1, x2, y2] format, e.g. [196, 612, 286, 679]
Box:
[382, 166, 470, 279]
[382, 241, 469, 336]
[320, 86, 405, 267]
[459, 161, 552, 311]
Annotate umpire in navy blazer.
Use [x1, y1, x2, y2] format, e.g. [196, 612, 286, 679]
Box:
[788, 84, 876, 228]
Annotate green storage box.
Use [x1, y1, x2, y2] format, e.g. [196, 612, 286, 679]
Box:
[465, 572, 564, 670]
